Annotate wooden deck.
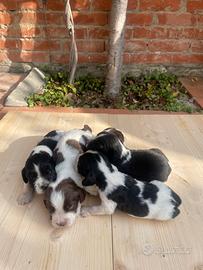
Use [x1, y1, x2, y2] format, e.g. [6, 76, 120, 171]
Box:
[0, 111, 203, 270]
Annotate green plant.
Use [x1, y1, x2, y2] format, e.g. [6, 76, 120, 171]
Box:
[26, 71, 200, 113]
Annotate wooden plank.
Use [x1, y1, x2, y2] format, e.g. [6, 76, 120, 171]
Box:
[1, 112, 203, 270]
[0, 112, 113, 270]
[112, 114, 203, 270]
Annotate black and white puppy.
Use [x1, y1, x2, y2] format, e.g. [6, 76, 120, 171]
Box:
[77, 151, 181, 220]
[17, 130, 65, 205]
[87, 128, 171, 182]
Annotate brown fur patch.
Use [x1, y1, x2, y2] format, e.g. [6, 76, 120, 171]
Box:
[56, 178, 86, 212]
[82, 124, 92, 133]
[66, 139, 83, 153]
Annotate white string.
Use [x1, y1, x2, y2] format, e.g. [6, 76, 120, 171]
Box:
[65, 0, 78, 84]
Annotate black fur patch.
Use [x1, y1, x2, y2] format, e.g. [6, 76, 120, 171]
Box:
[108, 182, 149, 217]
[55, 152, 65, 165]
[38, 138, 57, 152]
[44, 130, 58, 138]
[142, 183, 159, 203]
[87, 130, 171, 183]
[78, 152, 107, 191]
[170, 190, 182, 207]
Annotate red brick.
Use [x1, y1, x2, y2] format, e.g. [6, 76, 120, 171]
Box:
[92, 0, 111, 11]
[167, 28, 195, 39]
[18, 1, 42, 10]
[2, 26, 44, 38]
[46, 27, 68, 38]
[125, 29, 132, 39]
[0, 38, 17, 49]
[0, 1, 17, 11]
[171, 54, 203, 63]
[70, 0, 90, 10]
[88, 28, 109, 39]
[53, 28, 87, 39]
[20, 51, 50, 63]
[127, 14, 153, 25]
[191, 41, 203, 52]
[21, 39, 61, 51]
[78, 53, 107, 63]
[148, 40, 190, 52]
[131, 27, 203, 40]
[198, 14, 203, 24]
[140, 0, 181, 11]
[47, 1, 65, 11]
[187, 0, 203, 12]
[0, 51, 49, 63]
[123, 53, 172, 64]
[125, 40, 147, 52]
[77, 40, 105, 52]
[0, 13, 12, 24]
[158, 13, 196, 25]
[50, 53, 69, 64]
[46, 13, 64, 25]
[128, 0, 138, 9]
[197, 29, 203, 39]
[20, 26, 43, 37]
[91, 0, 137, 11]
[73, 12, 108, 25]
[19, 12, 44, 24]
[131, 27, 167, 39]
[75, 28, 87, 39]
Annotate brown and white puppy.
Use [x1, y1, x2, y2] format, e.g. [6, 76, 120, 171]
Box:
[43, 125, 95, 228]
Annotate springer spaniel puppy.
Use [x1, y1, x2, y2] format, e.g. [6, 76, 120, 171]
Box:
[17, 130, 65, 205]
[43, 125, 96, 228]
[77, 151, 181, 220]
[87, 128, 171, 183]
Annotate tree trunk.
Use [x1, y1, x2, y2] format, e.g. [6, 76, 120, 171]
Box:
[105, 0, 128, 98]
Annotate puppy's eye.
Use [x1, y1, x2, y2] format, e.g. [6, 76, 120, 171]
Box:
[64, 203, 76, 212]
[42, 166, 52, 175]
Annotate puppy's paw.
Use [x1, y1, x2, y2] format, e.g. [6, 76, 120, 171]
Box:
[85, 186, 98, 196]
[80, 206, 91, 217]
[17, 192, 33, 205]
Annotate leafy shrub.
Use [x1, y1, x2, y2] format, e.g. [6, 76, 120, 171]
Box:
[27, 71, 200, 112]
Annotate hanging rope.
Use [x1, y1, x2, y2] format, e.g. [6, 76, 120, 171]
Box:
[65, 0, 78, 84]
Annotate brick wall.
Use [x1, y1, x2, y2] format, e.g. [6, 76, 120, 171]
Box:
[0, 0, 203, 69]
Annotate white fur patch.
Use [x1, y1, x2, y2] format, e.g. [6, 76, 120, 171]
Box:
[45, 130, 65, 141]
[34, 165, 49, 194]
[51, 190, 64, 210]
[32, 145, 53, 157]
[120, 141, 132, 162]
[145, 181, 175, 220]
[97, 157, 125, 195]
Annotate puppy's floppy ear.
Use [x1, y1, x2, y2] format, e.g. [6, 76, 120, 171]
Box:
[82, 172, 96, 186]
[21, 167, 28, 183]
[112, 129, 124, 143]
[82, 124, 92, 133]
[78, 188, 86, 202]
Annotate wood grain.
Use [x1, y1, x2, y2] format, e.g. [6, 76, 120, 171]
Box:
[0, 112, 202, 270]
